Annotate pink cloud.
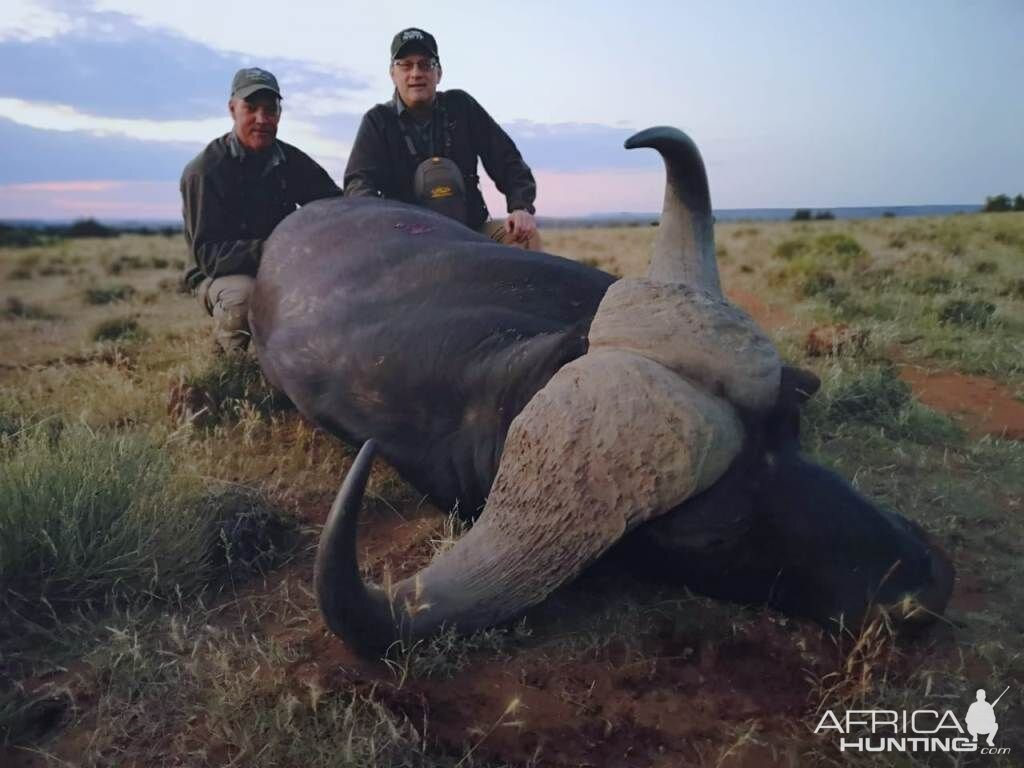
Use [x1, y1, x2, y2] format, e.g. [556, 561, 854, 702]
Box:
[481, 168, 665, 217]
[4, 181, 121, 193]
[0, 180, 179, 219]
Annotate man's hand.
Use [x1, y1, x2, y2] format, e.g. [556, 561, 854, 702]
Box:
[505, 210, 537, 244]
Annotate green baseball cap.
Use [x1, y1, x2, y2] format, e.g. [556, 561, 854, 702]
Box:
[231, 67, 282, 100]
[391, 28, 439, 61]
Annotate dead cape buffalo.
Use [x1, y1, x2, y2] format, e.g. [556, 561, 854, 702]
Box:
[250, 127, 954, 658]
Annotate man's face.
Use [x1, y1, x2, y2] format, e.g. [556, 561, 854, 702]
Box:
[390, 51, 440, 110]
[229, 91, 281, 153]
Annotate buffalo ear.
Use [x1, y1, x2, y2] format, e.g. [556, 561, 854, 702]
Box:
[780, 364, 820, 406]
[761, 365, 820, 453]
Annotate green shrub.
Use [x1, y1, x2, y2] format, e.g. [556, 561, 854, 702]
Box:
[773, 239, 810, 260]
[819, 367, 912, 425]
[84, 284, 135, 305]
[805, 366, 963, 445]
[855, 268, 895, 291]
[106, 255, 146, 274]
[814, 233, 866, 268]
[2, 297, 57, 321]
[178, 354, 292, 425]
[972, 260, 998, 274]
[0, 425, 210, 617]
[1000, 278, 1024, 299]
[206, 489, 298, 585]
[909, 274, 954, 295]
[800, 270, 836, 297]
[937, 299, 996, 328]
[90, 317, 147, 343]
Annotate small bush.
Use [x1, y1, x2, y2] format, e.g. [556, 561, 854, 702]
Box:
[2, 297, 57, 321]
[820, 367, 912, 426]
[938, 299, 996, 329]
[37, 264, 70, 276]
[6, 268, 32, 280]
[792, 209, 812, 221]
[972, 260, 998, 275]
[800, 270, 836, 297]
[205, 487, 298, 585]
[814, 233, 866, 268]
[999, 278, 1024, 299]
[909, 274, 954, 295]
[84, 284, 135, 305]
[106, 255, 146, 275]
[0, 425, 210, 617]
[805, 366, 961, 444]
[90, 317, 147, 343]
[173, 354, 292, 426]
[773, 239, 810, 260]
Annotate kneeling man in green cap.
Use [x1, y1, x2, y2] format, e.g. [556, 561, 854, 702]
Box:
[180, 68, 341, 354]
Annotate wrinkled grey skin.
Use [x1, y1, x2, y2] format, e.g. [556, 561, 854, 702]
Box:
[251, 128, 954, 658]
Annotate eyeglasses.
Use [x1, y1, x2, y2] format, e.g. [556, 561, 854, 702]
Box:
[393, 58, 438, 73]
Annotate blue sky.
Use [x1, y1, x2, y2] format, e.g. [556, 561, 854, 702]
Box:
[0, 0, 1021, 219]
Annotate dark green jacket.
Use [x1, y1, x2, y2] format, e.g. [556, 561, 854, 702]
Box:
[343, 89, 536, 230]
[180, 133, 340, 289]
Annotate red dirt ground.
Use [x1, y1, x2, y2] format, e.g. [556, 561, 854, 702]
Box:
[897, 365, 1024, 440]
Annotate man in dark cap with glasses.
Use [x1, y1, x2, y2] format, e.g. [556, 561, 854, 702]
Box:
[344, 28, 541, 250]
[180, 67, 341, 354]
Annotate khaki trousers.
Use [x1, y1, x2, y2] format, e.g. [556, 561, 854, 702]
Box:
[478, 219, 543, 251]
[197, 274, 255, 354]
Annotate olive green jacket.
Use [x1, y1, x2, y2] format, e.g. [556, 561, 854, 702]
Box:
[180, 133, 340, 289]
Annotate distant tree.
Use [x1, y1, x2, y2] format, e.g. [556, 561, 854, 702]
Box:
[792, 209, 812, 221]
[983, 194, 1012, 213]
[1014, 194, 1024, 212]
[881, 211, 896, 218]
[67, 218, 117, 238]
[0, 223, 47, 247]
[813, 210, 835, 220]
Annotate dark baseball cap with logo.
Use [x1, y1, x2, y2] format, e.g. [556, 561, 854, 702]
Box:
[391, 28, 439, 61]
[231, 67, 282, 100]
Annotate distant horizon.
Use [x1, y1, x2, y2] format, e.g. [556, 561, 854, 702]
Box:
[2, 203, 986, 227]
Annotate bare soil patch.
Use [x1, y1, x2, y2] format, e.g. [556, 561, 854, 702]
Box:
[898, 365, 1024, 439]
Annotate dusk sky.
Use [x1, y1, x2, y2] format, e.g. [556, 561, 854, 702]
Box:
[1, 0, 1021, 220]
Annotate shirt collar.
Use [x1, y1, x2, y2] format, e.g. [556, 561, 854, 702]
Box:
[393, 90, 438, 119]
[227, 131, 286, 173]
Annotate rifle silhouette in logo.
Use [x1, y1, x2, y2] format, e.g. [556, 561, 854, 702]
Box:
[966, 686, 1010, 747]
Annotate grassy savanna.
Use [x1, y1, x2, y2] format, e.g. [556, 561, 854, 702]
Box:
[1, 213, 1023, 766]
